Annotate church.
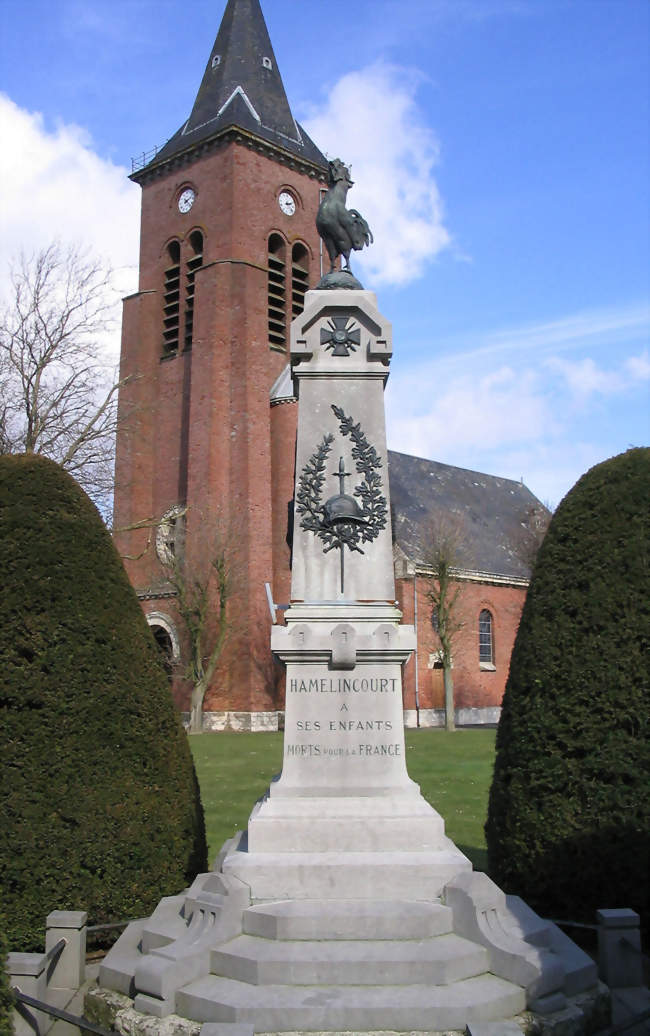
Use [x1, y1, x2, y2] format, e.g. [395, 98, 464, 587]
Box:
[112, 0, 545, 730]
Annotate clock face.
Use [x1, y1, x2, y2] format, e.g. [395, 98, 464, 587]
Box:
[178, 188, 196, 213]
[278, 191, 296, 216]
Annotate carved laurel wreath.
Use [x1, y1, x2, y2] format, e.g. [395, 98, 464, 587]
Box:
[296, 405, 387, 554]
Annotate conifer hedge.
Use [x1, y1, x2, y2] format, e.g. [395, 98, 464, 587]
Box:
[485, 448, 650, 929]
[0, 455, 207, 951]
[0, 920, 13, 1036]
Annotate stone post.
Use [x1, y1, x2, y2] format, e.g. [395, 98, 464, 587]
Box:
[45, 910, 87, 990]
[597, 908, 644, 988]
[7, 951, 48, 1036]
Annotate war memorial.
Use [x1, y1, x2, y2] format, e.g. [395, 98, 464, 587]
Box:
[91, 156, 604, 1032]
[62, 0, 631, 1031]
[3, 1, 649, 1033]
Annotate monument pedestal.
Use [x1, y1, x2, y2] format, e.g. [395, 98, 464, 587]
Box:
[96, 290, 601, 1034]
[225, 597, 472, 901]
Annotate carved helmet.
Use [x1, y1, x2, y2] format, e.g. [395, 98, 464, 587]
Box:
[323, 493, 367, 525]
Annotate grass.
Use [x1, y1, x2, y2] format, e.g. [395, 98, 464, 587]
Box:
[189, 729, 496, 872]
[404, 729, 496, 871]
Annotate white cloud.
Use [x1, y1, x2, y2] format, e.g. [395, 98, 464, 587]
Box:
[385, 358, 608, 504]
[387, 365, 552, 461]
[487, 441, 608, 510]
[547, 350, 650, 404]
[546, 356, 624, 401]
[385, 307, 650, 503]
[302, 64, 451, 286]
[437, 304, 650, 371]
[0, 94, 140, 357]
[625, 350, 650, 382]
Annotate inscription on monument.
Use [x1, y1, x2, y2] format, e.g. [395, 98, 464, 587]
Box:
[285, 742, 401, 757]
[279, 662, 409, 790]
[289, 676, 398, 694]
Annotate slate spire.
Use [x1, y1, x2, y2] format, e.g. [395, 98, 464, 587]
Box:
[145, 0, 326, 173]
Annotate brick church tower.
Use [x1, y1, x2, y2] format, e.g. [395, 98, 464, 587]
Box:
[113, 0, 328, 728]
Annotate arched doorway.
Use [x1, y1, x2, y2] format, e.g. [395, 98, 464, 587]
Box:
[146, 612, 180, 681]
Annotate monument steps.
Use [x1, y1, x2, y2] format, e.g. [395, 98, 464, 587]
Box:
[174, 972, 526, 1031]
[223, 848, 470, 900]
[211, 931, 490, 986]
[242, 899, 454, 941]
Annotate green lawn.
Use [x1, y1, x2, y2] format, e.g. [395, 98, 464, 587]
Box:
[189, 729, 496, 872]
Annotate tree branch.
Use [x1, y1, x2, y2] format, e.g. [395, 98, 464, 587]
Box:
[0, 241, 128, 514]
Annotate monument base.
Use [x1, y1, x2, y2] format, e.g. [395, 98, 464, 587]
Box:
[96, 830, 603, 1034]
[224, 786, 472, 901]
[98, 617, 600, 1031]
[98, 784, 600, 1034]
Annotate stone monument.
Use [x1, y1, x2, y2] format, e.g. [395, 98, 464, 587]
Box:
[221, 286, 474, 908]
[93, 166, 604, 1035]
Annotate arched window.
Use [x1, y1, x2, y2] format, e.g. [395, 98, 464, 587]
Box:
[268, 234, 286, 351]
[479, 609, 494, 666]
[146, 611, 180, 681]
[184, 230, 203, 350]
[162, 240, 181, 355]
[291, 243, 309, 320]
[151, 625, 174, 676]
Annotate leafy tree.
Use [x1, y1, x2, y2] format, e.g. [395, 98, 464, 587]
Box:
[0, 243, 132, 512]
[0, 454, 207, 951]
[421, 513, 469, 732]
[485, 448, 650, 929]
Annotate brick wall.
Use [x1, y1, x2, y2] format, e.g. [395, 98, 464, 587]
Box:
[397, 575, 526, 717]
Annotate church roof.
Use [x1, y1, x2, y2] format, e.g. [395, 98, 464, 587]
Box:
[137, 0, 327, 178]
[387, 450, 544, 583]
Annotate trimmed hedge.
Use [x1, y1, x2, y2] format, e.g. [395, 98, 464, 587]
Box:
[0, 455, 207, 951]
[485, 448, 650, 929]
[0, 919, 13, 1036]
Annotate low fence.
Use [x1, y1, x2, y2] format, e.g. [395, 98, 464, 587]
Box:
[7, 911, 128, 1036]
[6, 907, 648, 1035]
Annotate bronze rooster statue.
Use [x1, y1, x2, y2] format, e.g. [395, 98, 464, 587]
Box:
[316, 158, 373, 278]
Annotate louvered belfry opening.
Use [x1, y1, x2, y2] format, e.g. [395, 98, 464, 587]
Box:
[291, 243, 309, 320]
[185, 230, 204, 350]
[268, 233, 287, 351]
[162, 240, 181, 355]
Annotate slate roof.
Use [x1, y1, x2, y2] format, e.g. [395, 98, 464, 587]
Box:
[387, 450, 544, 583]
[137, 0, 327, 178]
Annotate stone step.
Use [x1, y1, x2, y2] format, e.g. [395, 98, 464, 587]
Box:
[243, 898, 454, 941]
[175, 973, 526, 1031]
[247, 814, 448, 852]
[222, 848, 471, 900]
[211, 932, 489, 986]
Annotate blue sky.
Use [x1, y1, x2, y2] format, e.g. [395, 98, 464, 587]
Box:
[1, 0, 648, 505]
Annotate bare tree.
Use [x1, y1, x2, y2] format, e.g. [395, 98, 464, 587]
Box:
[163, 514, 240, 734]
[514, 502, 553, 571]
[421, 513, 470, 732]
[0, 242, 130, 511]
